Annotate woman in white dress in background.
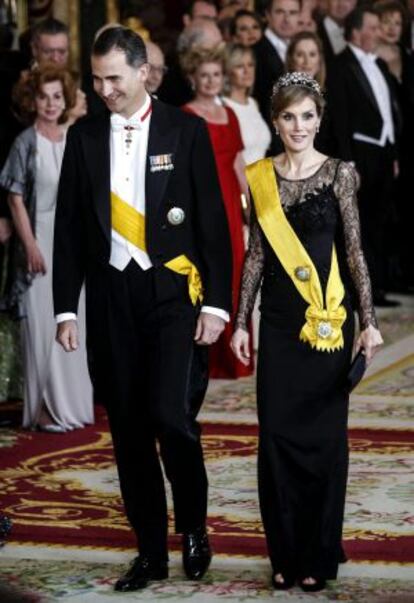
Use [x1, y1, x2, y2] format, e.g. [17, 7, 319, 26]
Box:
[223, 44, 271, 349]
[223, 43, 271, 165]
[0, 65, 93, 433]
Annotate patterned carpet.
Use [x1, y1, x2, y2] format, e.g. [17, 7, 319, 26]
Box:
[0, 298, 413, 601]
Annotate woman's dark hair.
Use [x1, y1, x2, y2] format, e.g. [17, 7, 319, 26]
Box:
[12, 64, 77, 125]
[92, 26, 147, 68]
[375, 0, 407, 27]
[229, 9, 263, 37]
[271, 84, 325, 121]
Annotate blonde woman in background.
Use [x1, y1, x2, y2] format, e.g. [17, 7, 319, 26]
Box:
[223, 43, 271, 164]
[182, 46, 254, 378]
[223, 43, 271, 350]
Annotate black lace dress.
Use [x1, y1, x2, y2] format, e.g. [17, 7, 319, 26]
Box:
[236, 158, 377, 581]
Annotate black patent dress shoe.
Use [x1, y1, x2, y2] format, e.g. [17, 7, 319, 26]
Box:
[182, 527, 212, 580]
[114, 555, 168, 591]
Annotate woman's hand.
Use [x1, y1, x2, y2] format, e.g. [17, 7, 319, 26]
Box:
[0, 218, 12, 244]
[25, 241, 47, 274]
[355, 324, 383, 364]
[230, 327, 251, 366]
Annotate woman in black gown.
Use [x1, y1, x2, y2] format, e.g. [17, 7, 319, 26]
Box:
[231, 72, 383, 592]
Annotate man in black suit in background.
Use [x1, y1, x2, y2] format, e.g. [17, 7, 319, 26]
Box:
[53, 27, 232, 591]
[326, 5, 401, 306]
[317, 0, 357, 71]
[253, 0, 300, 153]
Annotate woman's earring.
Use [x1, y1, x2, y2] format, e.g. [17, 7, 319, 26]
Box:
[316, 124, 320, 133]
[275, 127, 279, 135]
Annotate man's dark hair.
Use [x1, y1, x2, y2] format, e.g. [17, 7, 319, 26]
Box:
[229, 10, 263, 36]
[265, 0, 301, 11]
[92, 26, 147, 68]
[344, 4, 377, 41]
[185, 0, 217, 18]
[32, 17, 68, 43]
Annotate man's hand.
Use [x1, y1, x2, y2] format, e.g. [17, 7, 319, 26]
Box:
[56, 320, 79, 352]
[393, 160, 399, 179]
[66, 89, 88, 126]
[0, 218, 12, 244]
[194, 312, 225, 345]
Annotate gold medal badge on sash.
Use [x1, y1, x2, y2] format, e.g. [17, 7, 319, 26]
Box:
[245, 158, 346, 352]
[110, 192, 203, 305]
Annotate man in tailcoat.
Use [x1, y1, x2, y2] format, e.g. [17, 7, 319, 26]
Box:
[53, 26, 232, 592]
[253, 0, 301, 154]
[326, 5, 401, 306]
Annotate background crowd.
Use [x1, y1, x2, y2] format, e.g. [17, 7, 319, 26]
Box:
[0, 0, 413, 420]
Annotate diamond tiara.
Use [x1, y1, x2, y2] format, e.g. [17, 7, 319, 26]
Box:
[272, 71, 322, 97]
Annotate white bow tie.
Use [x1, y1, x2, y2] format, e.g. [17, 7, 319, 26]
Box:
[111, 117, 142, 132]
[363, 52, 377, 63]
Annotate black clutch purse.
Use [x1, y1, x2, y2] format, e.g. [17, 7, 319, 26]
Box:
[346, 350, 366, 392]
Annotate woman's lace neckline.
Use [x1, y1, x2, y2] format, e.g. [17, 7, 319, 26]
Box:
[274, 157, 331, 182]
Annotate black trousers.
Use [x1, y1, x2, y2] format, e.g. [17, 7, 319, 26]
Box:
[95, 261, 209, 560]
[354, 141, 395, 296]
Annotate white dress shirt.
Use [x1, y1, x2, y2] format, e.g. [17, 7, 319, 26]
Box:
[265, 28, 288, 62]
[349, 44, 395, 147]
[323, 16, 346, 55]
[109, 94, 152, 271]
[56, 92, 229, 323]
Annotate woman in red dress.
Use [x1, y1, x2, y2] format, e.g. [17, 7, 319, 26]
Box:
[182, 47, 253, 378]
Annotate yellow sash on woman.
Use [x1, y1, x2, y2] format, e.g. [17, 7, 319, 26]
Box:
[111, 192, 203, 305]
[246, 158, 346, 352]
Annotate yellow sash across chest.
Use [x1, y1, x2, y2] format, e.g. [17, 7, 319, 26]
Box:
[245, 158, 346, 352]
[111, 191, 203, 305]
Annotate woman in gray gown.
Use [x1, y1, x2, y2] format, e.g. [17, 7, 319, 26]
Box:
[0, 65, 93, 432]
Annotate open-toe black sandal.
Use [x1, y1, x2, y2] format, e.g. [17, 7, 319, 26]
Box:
[300, 577, 326, 592]
[271, 572, 296, 590]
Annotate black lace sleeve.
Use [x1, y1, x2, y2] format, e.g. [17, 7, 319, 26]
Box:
[235, 212, 264, 332]
[334, 161, 378, 329]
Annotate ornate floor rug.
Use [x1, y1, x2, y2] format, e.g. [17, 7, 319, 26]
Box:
[0, 301, 413, 601]
[0, 556, 414, 602]
[0, 412, 413, 563]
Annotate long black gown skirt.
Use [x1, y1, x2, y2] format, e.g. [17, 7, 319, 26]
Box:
[257, 245, 354, 581]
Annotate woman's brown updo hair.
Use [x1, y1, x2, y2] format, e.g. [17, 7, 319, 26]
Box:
[12, 64, 77, 125]
[180, 45, 225, 77]
[270, 72, 326, 121]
